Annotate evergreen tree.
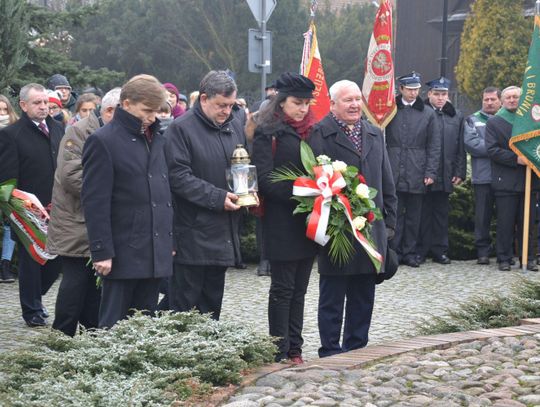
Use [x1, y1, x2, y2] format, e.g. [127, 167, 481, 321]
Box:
[0, 0, 29, 93]
[456, 0, 532, 103]
[0, 1, 123, 95]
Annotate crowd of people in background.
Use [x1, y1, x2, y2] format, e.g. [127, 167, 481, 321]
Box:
[0, 67, 536, 364]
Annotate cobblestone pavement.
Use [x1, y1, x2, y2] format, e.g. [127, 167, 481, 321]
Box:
[224, 334, 540, 407]
[1, 260, 540, 360]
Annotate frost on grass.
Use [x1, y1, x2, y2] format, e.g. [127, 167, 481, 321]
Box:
[0, 311, 276, 406]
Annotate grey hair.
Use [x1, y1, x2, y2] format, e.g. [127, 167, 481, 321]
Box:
[501, 85, 522, 99]
[100, 87, 121, 111]
[20, 83, 47, 102]
[199, 70, 237, 99]
[329, 80, 360, 101]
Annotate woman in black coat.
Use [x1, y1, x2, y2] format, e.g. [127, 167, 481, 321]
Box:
[251, 73, 317, 364]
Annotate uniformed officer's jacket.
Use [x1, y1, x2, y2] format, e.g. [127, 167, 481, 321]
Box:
[47, 111, 100, 257]
[385, 96, 441, 194]
[424, 100, 467, 193]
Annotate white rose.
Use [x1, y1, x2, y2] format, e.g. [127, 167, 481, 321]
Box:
[332, 160, 347, 173]
[355, 183, 370, 199]
[352, 216, 367, 231]
[316, 154, 331, 165]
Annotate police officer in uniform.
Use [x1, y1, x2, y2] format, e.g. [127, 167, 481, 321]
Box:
[385, 72, 441, 267]
[417, 77, 466, 264]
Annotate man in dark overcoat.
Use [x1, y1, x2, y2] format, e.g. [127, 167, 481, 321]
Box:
[309, 80, 397, 357]
[47, 88, 121, 336]
[416, 77, 466, 264]
[0, 83, 64, 327]
[81, 75, 174, 328]
[385, 72, 441, 267]
[485, 86, 539, 272]
[165, 70, 246, 320]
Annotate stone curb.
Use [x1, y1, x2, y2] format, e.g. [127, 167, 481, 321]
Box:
[212, 318, 540, 406]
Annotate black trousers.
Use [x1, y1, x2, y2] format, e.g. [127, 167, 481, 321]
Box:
[268, 257, 313, 361]
[417, 191, 450, 258]
[392, 192, 424, 261]
[170, 264, 227, 320]
[17, 244, 60, 321]
[52, 256, 101, 336]
[473, 184, 495, 258]
[156, 277, 171, 311]
[98, 278, 161, 329]
[495, 193, 537, 263]
[318, 273, 376, 358]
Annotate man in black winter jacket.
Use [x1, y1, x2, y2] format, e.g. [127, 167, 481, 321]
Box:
[165, 70, 246, 320]
[416, 77, 466, 265]
[0, 83, 64, 327]
[385, 72, 441, 268]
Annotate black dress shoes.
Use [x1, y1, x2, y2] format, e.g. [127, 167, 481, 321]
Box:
[402, 258, 419, 268]
[415, 255, 426, 264]
[526, 261, 539, 272]
[433, 254, 451, 265]
[25, 315, 47, 327]
[498, 261, 511, 271]
[257, 260, 271, 276]
[477, 257, 490, 265]
[41, 306, 49, 319]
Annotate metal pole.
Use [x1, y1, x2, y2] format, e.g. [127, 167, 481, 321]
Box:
[440, 0, 448, 77]
[260, 0, 267, 100]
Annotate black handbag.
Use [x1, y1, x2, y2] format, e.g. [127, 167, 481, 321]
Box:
[375, 246, 399, 285]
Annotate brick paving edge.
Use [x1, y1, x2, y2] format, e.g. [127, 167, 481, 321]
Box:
[213, 317, 540, 406]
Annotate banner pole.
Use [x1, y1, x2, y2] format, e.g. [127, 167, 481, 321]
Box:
[522, 166, 532, 272]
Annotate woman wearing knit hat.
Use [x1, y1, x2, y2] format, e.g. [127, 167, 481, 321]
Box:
[163, 82, 186, 119]
[251, 72, 318, 364]
[47, 90, 70, 125]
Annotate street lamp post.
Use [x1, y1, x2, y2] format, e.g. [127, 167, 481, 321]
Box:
[440, 0, 449, 77]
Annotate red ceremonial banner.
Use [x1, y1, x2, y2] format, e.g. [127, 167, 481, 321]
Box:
[361, 0, 397, 129]
[301, 21, 331, 122]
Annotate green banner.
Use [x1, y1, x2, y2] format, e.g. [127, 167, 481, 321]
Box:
[509, 14, 540, 177]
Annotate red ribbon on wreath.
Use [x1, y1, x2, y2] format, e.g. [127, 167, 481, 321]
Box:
[293, 165, 383, 269]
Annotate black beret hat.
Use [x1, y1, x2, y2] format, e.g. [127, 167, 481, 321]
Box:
[275, 72, 315, 98]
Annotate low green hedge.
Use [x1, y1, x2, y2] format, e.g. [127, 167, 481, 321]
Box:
[417, 278, 540, 335]
[0, 311, 276, 406]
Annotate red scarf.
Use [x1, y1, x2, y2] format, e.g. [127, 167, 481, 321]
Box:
[283, 110, 315, 140]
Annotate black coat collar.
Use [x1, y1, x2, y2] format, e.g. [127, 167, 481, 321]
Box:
[423, 99, 456, 117]
[396, 95, 424, 111]
[20, 112, 63, 136]
[192, 101, 234, 132]
[113, 107, 161, 137]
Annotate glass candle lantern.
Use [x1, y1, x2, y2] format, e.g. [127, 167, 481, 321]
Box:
[227, 144, 259, 207]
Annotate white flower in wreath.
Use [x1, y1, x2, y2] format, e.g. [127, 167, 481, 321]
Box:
[332, 160, 347, 173]
[355, 183, 370, 199]
[352, 216, 367, 231]
[316, 154, 332, 165]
